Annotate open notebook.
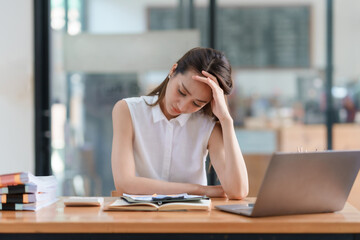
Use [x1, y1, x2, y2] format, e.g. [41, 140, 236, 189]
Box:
[104, 193, 211, 211]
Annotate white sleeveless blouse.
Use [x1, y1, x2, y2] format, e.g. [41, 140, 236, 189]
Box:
[124, 95, 215, 185]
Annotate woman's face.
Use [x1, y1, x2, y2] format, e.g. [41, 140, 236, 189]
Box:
[161, 68, 212, 120]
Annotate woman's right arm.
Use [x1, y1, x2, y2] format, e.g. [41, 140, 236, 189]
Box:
[111, 100, 225, 197]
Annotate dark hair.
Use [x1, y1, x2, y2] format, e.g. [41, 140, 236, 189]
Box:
[147, 47, 233, 119]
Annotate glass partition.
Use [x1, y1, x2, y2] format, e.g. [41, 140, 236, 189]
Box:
[50, 0, 360, 197]
[332, 0, 360, 150]
[50, 0, 208, 196]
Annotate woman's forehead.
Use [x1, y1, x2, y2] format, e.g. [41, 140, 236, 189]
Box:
[180, 70, 212, 101]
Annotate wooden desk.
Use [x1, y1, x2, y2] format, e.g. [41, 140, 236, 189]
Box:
[1, 197, 360, 239]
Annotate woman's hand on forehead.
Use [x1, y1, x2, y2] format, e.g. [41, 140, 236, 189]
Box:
[192, 70, 231, 122]
[191, 70, 222, 97]
[192, 70, 219, 86]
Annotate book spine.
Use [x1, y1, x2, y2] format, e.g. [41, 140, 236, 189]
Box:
[0, 203, 23, 211]
[0, 174, 23, 187]
[7, 185, 27, 194]
[0, 185, 37, 194]
[1, 194, 34, 203]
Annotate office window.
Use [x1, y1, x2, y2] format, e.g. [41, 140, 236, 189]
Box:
[48, 0, 360, 197]
[50, 0, 209, 196]
[331, 0, 360, 150]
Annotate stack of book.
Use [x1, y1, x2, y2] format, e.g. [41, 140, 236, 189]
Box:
[0, 172, 57, 211]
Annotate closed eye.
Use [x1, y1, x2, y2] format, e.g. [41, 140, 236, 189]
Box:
[178, 88, 203, 108]
[178, 89, 186, 96]
[193, 102, 201, 108]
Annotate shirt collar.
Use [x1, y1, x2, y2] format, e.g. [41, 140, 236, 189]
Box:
[151, 95, 191, 127]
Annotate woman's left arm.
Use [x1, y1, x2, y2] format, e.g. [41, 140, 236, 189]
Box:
[208, 121, 249, 199]
[193, 71, 249, 200]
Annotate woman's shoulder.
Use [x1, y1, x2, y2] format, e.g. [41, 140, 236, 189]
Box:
[111, 100, 133, 133]
[112, 99, 130, 118]
[122, 95, 155, 106]
[115, 95, 156, 118]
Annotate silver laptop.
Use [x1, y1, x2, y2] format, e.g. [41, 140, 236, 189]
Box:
[215, 150, 360, 217]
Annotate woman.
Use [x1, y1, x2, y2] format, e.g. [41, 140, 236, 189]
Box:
[111, 47, 248, 199]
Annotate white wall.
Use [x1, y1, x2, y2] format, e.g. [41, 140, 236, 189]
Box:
[0, 0, 34, 174]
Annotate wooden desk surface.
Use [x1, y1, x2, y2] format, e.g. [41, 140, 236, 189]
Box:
[0, 197, 360, 234]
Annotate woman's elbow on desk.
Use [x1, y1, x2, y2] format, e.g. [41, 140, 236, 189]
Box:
[114, 176, 158, 195]
[115, 178, 138, 195]
[227, 191, 248, 200]
[114, 181, 125, 195]
[113, 174, 137, 194]
[226, 185, 249, 200]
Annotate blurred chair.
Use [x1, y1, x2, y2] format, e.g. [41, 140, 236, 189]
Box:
[243, 154, 272, 197]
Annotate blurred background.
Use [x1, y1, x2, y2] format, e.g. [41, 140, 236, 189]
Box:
[1, 0, 360, 204]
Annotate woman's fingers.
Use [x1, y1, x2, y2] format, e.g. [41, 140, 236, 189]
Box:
[201, 70, 219, 85]
[193, 77, 218, 100]
[194, 70, 221, 94]
[193, 71, 230, 121]
[193, 75, 222, 100]
[192, 75, 218, 91]
[193, 71, 230, 122]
